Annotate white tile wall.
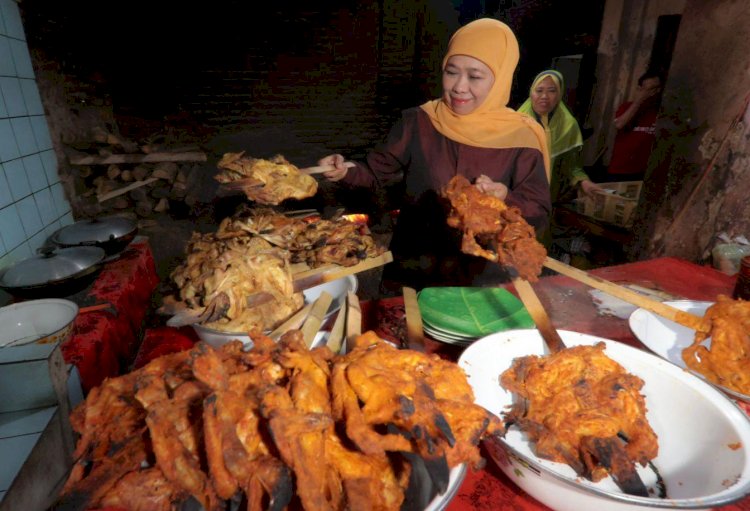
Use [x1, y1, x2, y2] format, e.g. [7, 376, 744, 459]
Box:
[0, 0, 71, 271]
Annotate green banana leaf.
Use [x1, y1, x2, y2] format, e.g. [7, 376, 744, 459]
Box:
[418, 287, 534, 337]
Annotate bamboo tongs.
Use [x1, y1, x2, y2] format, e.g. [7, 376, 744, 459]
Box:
[542, 257, 708, 333]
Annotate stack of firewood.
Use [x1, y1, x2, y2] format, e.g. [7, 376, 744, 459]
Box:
[67, 127, 208, 219]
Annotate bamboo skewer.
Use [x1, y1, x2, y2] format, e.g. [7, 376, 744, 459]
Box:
[299, 162, 356, 175]
[512, 277, 566, 353]
[344, 291, 362, 347]
[403, 287, 426, 352]
[301, 292, 334, 348]
[542, 256, 707, 332]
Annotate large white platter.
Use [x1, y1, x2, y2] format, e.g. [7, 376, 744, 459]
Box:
[458, 329, 750, 511]
[628, 300, 750, 403]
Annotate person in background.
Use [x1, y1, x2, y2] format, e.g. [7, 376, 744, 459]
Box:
[517, 69, 603, 204]
[606, 70, 664, 181]
[318, 18, 550, 294]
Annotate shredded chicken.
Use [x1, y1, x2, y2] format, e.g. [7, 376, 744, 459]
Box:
[170, 232, 303, 333]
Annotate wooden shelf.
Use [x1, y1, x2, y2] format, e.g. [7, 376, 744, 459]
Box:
[69, 151, 207, 165]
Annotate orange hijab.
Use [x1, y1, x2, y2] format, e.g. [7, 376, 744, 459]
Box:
[420, 18, 551, 181]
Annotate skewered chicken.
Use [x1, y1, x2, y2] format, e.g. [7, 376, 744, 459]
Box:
[55, 331, 500, 511]
[442, 174, 546, 282]
[215, 152, 317, 205]
[501, 343, 658, 493]
[683, 294, 750, 394]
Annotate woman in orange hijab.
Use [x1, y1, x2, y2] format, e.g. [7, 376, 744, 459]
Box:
[319, 18, 551, 293]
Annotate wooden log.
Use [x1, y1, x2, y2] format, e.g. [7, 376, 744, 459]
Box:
[135, 198, 155, 217]
[119, 169, 133, 182]
[153, 197, 169, 213]
[111, 197, 131, 209]
[106, 165, 121, 180]
[69, 151, 207, 165]
[152, 161, 178, 181]
[128, 186, 150, 202]
[131, 164, 151, 181]
[150, 183, 171, 199]
[98, 177, 159, 203]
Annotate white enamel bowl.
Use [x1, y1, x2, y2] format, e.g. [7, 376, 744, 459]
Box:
[458, 329, 750, 511]
[0, 298, 79, 348]
[193, 276, 358, 349]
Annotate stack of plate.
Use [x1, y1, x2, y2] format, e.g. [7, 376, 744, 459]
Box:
[418, 287, 535, 346]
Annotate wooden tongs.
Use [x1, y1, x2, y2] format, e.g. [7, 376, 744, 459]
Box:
[542, 257, 707, 333]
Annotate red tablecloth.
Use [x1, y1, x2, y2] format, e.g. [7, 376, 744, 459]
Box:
[61, 239, 159, 392]
[134, 256, 750, 510]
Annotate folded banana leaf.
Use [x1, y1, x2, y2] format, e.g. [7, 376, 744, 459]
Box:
[418, 287, 534, 337]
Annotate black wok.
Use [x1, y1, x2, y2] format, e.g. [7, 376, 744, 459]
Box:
[0, 246, 107, 299]
[50, 216, 138, 256]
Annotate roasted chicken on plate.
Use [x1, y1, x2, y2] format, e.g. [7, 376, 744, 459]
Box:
[501, 342, 658, 495]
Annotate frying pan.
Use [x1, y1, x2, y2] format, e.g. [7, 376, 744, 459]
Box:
[50, 216, 138, 256]
[0, 246, 107, 299]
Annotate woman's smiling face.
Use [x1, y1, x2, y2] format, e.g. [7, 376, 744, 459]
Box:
[442, 55, 495, 115]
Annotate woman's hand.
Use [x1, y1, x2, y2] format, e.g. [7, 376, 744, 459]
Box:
[579, 179, 604, 197]
[474, 174, 509, 200]
[318, 154, 349, 182]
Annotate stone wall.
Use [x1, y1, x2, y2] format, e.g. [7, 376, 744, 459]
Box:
[629, 0, 750, 261]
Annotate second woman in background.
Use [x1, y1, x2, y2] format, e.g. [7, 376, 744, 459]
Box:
[518, 69, 602, 204]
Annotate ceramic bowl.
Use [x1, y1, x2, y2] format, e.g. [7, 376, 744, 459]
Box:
[457, 329, 750, 511]
[193, 276, 358, 349]
[0, 298, 79, 348]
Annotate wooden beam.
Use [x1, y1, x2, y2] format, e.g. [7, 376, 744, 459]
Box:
[69, 151, 207, 165]
[98, 177, 158, 203]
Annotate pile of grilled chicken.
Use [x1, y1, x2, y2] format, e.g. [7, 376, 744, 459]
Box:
[218, 206, 386, 268]
[214, 153, 318, 205]
[442, 174, 546, 282]
[55, 331, 502, 511]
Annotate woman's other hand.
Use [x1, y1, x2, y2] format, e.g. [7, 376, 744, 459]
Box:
[318, 153, 349, 182]
[474, 174, 509, 200]
[579, 179, 604, 197]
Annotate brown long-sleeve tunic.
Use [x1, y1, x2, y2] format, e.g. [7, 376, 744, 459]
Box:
[342, 107, 551, 292]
